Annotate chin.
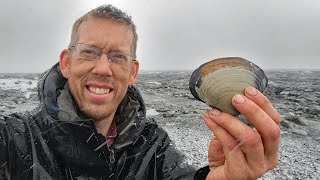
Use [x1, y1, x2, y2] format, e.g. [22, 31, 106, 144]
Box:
[80, 104, 114, 121]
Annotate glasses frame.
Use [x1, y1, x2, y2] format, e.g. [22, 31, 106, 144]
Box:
[68, 43, 136, 65]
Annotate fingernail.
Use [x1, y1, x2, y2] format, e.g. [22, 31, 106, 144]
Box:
[246, 86, 258, 96]
[234, 94, 246, 104]
[210, 108, 221, 116]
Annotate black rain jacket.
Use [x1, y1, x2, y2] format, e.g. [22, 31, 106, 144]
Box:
[0, 63, 209, 180]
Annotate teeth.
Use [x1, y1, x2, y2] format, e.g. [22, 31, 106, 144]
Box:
[88, 86, 111, 95]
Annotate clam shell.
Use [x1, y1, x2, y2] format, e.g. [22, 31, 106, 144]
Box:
[189, 57, 268, 116]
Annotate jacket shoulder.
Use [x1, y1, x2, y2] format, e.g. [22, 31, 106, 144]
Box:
[0, 113, 35, 158]
[1, 113, 29, 130]
[0, 113, 35, 145]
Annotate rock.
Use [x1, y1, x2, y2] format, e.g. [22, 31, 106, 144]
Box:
[0, 93, 6, 99]
[163, 110, 176, 117]
[29, 94, 39, 101]
[182, 110, 189, 114]
[8, 105, 15, 109]
[172, 92, 181, 97]
[290, 129, 308, 136]
[182, 93, 195, 100]
[305, 107, 320, 116]
[12, 99, 19, 104]
[288, 90, 301, 96]
[146, 109, 159, 117]
[280, 120, 293, 129]
[298, 117, 309, 126]
[295, 110, 303, 115]
[305, 88, 313, 92]
[280, 91, 290, 96]
[192, 109, 202, 114]
[273, 86, 285, 95]
[284, 115, 308, 126]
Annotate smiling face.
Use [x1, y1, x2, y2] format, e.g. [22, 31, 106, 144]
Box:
[59, 16, 139, 122]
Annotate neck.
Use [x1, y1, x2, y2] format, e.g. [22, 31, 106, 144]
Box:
[93, 114, 115, 136]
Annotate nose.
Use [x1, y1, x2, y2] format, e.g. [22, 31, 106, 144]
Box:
[91, 53, 113, 76]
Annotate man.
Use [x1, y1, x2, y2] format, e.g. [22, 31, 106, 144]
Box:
[0, 5, 280, 180]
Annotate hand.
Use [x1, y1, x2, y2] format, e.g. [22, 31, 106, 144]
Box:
[202, 87, 281, 180]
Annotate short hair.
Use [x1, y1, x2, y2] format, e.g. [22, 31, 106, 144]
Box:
[69, 4, 138, 57]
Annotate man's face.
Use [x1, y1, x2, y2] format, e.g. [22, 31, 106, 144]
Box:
[60, 17, 139, 121]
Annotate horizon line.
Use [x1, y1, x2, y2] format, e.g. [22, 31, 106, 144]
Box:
[1, 68, 320, 74]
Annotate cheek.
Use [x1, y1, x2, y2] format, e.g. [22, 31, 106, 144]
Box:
[69, 62, 92, 77]
[113, 65, 131, 78]
[119, 70, 132, 84]
[67, 64, 88, 93]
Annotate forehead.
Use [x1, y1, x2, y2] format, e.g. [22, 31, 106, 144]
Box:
[77, 16, 134, 51]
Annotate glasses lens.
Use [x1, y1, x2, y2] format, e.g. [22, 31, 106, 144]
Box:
[108, 52, 131, 65]
[74, 44, 100, 61]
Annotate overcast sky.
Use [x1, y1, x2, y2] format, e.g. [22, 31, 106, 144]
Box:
[0, 0, 319, 73]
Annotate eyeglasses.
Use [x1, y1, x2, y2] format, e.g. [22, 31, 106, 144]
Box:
[69, 43, 135, 66]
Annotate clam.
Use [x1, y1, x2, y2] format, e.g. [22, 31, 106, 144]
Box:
[189, 57, 268, 116]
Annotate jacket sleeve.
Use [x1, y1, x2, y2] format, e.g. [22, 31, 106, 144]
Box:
[0, 117, 8, 171]
[133, 123, 209, 180]
[194, 166, 210, 179]
[155, 127, 209, 180]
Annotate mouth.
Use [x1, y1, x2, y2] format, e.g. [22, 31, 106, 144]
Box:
[87, 85, 113, 95]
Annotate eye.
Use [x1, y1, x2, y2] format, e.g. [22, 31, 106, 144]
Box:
[81, 49, 96, 55]
[77, 46, 100, 60]
[109, 52, 128, 63]
[113, 53, 126, 59]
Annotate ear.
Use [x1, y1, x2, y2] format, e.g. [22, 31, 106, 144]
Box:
[129, 60, 139, 85]
[59, 49, 72, 79]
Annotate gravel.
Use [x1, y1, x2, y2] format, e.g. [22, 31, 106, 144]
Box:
[1, 70, 320, 179]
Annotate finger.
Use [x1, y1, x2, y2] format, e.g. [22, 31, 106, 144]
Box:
[208, 136, 225, 168]
[245, 86, 280, 169]
[244, 87, 281, 125]
[205, 109, 265, 170]
[232, 94, 277, 136]
[232, 93, 280, 169]
[202, 112, 244, 158]
[203, 111, 251, 177]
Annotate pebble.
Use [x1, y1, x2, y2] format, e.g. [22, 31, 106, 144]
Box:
[291, 129, 308, 136]
[280, 91, 290, 96]
[12, 99, 19, 104]
[163, 110, 176, 117]
[0, 93, 6, 99]
[285, 115, 308, 126]
[280, 120, 293, 129]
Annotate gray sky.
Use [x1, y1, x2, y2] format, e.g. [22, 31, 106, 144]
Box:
[0, 0, 319, 73]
